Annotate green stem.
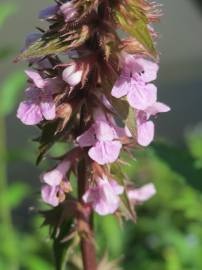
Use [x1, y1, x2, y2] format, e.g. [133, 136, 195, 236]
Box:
[0, 116, 19, 270]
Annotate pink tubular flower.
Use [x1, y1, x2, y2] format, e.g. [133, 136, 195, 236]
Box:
[136, 102, 170, 146]
[128, 183, 156, 204]
[17, 70, 63, 125]
[83, 176, 124, 216]
[60, 1, 78, 22]
[111, 55, 159, 110]
[41, 159, 71, 186]
[41, 159, 71, 207]
[62, 63, 83, 87]
[77, 119, 122, 165]
[41, 181, 71, 207]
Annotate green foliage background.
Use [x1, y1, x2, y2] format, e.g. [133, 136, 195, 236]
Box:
[1, 2, 202, 270]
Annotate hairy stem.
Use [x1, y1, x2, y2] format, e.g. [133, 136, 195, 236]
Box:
[78, 158, 97, 270]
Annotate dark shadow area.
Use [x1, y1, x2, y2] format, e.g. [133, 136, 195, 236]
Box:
[192, 0, 202, 9]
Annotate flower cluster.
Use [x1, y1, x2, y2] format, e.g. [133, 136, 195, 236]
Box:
[16, 0, 168, 263]
[112, 55, 170, 146]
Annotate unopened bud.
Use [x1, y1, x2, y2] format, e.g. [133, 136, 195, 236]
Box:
[62, 63, 83, 86]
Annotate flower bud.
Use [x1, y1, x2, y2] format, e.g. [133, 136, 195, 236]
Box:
[60, 2, 78, 23]
[62, 63, 83, 86]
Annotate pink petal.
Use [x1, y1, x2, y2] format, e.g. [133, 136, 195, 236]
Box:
[146, 102, 171, 116]
[137, 120, 155, 147]
[62, 64, 82, 86]
[17, 101, 43, 125]
[83, 178, 122, 216]
[94, 195, 120, 215]
[41, 185, 59, 207]
[41, 160, 71, 186]
[77, 126, 96, 147]
[111, 76, 130, 98]
[94, 179, 121, 215]
[110, 180, 124, 195]
[89, 141, 122, 165]
[40, 99, 56, 120]
[25, 70, 45, 89]
[128, 183, 156, 203]
[94, 121, 116, 141]
[128, 82, 157, 110]
[93, 108, 109, 122]
[135, 58, 159, 83]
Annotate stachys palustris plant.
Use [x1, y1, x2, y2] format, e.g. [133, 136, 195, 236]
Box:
[15, 0, 170, 269]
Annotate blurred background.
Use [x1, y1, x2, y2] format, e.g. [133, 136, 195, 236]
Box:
[0, 0, 202, 269]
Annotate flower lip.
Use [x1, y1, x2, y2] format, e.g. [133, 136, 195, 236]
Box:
[83, 176, 124, 216]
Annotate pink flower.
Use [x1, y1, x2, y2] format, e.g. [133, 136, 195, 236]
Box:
[136, 102, 170, 146]
[77, 120, 122, 165]
[128, 183, 156, 204]
[111, 55, 159, 110]
[41, 181, 71, 207]
[41, 159, 71, 186]
[17, 70, 63, 125]
[41, 185, 60, 207]
[41, 159, 71, 207]
[60, 2, 78, 22]
[62, 63, 83, 86]
[83, 176, 124, 215]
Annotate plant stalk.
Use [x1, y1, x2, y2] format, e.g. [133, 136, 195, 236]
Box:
[78, 158, 97, 270]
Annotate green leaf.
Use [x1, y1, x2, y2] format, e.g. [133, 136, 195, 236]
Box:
[111, 97, 129, 123]
[111, 97, 136, 136]
[98, 215, 123, 257]
[0, 71, 26, 116]
[24, 256, 53, 270]
[152, 142, 202, 192]
[115, 7, 156, 56]
[16, 26, 90, 61]
[0, 3, 16, 28]
[125, 106, 136, 137]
